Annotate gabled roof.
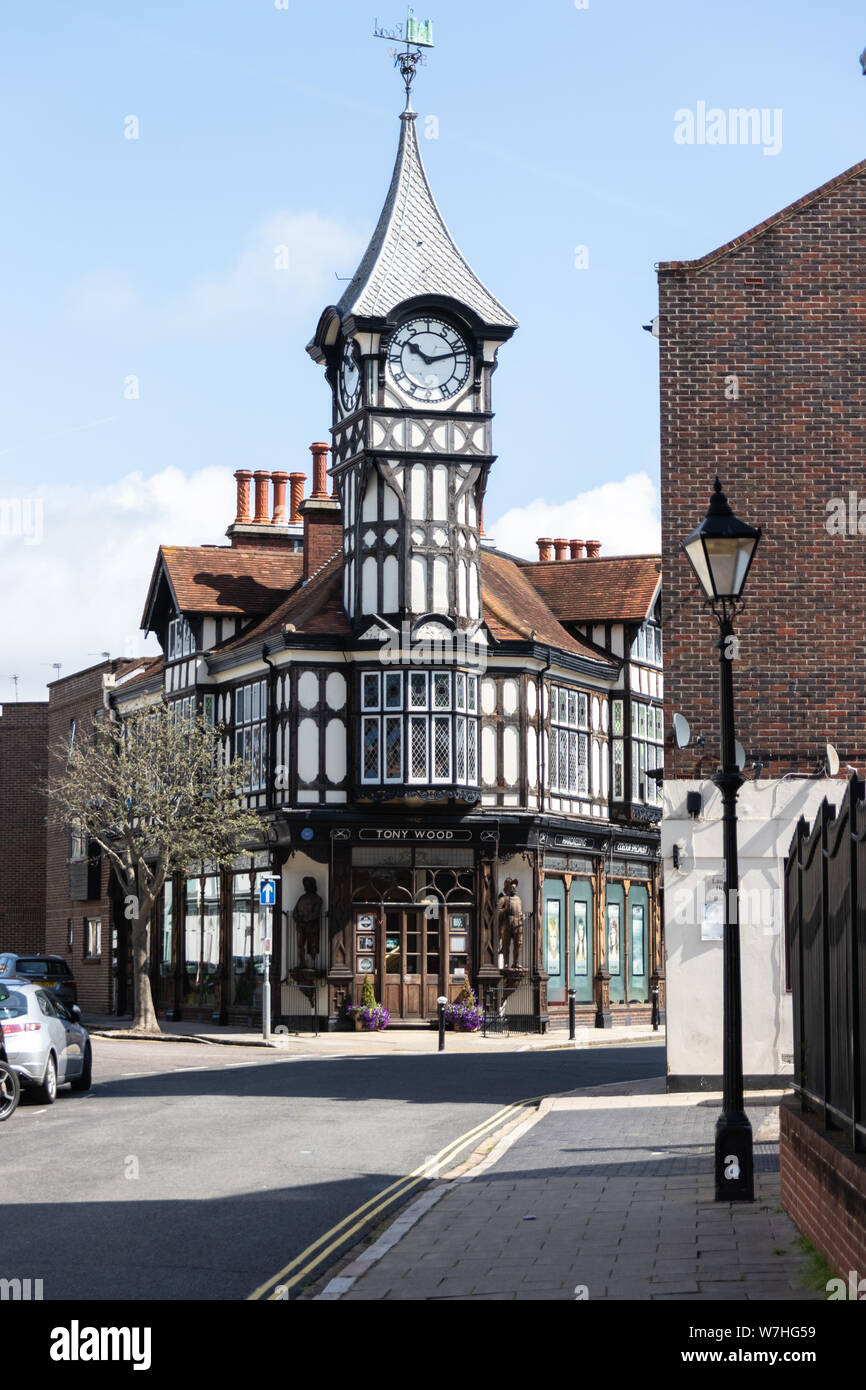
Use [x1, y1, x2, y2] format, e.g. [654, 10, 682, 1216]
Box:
[481, 552, 616, 667]
[211, 548, 609, 669]
[658, 155, 866, 274]
[141, 545, 304, 630]
[519, 555, 661, 625]
[326, 108, 517, 331]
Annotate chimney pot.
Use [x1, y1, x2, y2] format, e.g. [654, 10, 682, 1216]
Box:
[569, 538, 585, 560]
[234, 469, 253, 524]
[271, 470, 289, 525]
[585, 539, 601, 558]
[310, 442, 330, 499]
[289, 472, 306, 525]
[253, 470, 271, 524]
[536, 537, 553, 563]
[553, 537, 569, 562]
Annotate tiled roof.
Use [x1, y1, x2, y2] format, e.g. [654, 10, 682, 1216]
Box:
[111, 655, 164, 695]
[658, 156, 866, 274]
[214, 549, 608, 666]
[146, 546, 303, 624]
[217, 551, 350, 651]
[481, 552, 614, 664]
[519, 555, 661, 624]
[332, 110, 517, 330]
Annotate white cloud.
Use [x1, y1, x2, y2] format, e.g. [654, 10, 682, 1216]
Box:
[0, 466, 235, 703]
[175, 212, 365, 326]
[488, 471, 661, 560]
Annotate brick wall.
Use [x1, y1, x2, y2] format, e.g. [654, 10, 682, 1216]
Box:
[780, 1099, 866, 1284]
[658, 160, 866, 774]
[0, 702, 48, 953]
[46, 662, 139, 1016]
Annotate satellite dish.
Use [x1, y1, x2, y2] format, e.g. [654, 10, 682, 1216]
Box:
[734, 741, 746, 772]
[672, 713, 690, 749]
[826, 743, 840, 777]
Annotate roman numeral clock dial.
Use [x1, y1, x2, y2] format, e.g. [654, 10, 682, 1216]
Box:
[386, 317, 471, 403]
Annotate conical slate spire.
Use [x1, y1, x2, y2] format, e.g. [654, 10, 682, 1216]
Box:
[334, 109, 517, 330]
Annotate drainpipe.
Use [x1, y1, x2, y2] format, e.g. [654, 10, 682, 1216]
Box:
[538, 646, 553, 815]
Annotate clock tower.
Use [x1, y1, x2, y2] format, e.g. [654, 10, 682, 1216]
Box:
[306, 56, 517, 637]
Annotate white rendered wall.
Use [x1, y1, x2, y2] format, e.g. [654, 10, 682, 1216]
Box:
[662, 777, 846, 1085]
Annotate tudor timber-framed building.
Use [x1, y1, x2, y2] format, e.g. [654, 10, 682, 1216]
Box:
[89, 84, 664, 1031]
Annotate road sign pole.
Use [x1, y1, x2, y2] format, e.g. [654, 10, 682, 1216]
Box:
[262, 903, 271, 1043]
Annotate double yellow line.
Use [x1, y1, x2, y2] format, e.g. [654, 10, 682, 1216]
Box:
[248, 1093, 542, 1300]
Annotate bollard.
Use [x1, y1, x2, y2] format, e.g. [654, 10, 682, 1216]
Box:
[568, 987, 576, 1041]
[651, 983, 660, 1032]
[437, 995, 448, 1052]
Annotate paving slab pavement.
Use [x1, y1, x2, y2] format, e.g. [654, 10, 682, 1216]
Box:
[84, 1014, 665, 1056]
[316, 1079, 818, 1302]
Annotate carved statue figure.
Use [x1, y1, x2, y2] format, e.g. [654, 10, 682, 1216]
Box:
[294, 877, 323, 968]
[497, 878, 525, 970]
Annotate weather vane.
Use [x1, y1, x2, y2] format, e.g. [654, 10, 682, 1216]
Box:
[373, 7, 435, 105]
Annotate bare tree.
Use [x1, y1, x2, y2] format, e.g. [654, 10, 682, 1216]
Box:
[47, 706, 263, 1033]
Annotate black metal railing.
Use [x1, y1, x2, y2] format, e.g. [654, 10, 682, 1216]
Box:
[785, 775, 865, 1152]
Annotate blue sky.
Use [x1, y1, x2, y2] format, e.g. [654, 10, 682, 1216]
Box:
[1, 1, 864, 699]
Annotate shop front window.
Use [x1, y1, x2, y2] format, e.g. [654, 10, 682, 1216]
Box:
[231, 854, 270, 1008]
[183, 870, 220, 1008]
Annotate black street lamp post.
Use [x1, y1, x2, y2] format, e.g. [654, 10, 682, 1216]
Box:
[682, 478, 761, 1202]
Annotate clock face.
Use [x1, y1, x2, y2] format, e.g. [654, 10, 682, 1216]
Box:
[386, 317, 471, 403]
[340, 340, 361, 414]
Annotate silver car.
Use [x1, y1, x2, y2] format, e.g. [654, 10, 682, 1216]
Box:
[0, 979, 92, 1102]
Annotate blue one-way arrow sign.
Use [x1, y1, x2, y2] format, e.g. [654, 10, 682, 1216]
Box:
[259, 879, 278, 906]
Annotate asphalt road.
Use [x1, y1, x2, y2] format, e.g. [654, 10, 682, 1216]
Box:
[0, 1036, 665, 1301]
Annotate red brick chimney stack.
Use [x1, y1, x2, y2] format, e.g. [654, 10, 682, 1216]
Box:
[300, 442, 342, 582]
[553, 538, 569, 561]
[569, 539, 585, 560]
[271, 471, 289, 525]
[310, 442, 330, 499]
[585, 540, 601, 558]
[536, 538, 553, 562]
[253, 470, 271, 524]
[234, 469, 253, 524]
[289, 472, 306, 525]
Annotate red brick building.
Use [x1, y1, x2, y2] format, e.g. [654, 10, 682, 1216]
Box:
[0, 702, 48, 954]
[658, 157, 866, 1088]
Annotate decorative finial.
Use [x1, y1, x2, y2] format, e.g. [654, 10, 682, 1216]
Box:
[373, 8, 435, 108]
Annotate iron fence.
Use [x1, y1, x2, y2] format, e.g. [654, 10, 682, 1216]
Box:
[785, 775, 866, 1152]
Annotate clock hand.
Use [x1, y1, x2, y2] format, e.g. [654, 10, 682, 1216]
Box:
[407, 344, 437, 365]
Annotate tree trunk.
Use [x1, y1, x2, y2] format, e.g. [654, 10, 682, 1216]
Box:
[131, 914, 160, 1033]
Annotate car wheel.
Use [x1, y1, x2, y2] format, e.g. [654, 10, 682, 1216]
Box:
[0, 1063, 19, 1120]
[70, 1043, 92, 1093]
[36, 1053, 57, 1105]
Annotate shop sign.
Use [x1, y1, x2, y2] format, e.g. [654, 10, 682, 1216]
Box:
[357, 827, 473, 843]
[553, 833, 603, 852]
[613, 840, 655, 857]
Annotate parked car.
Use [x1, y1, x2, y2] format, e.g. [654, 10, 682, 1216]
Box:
[0, 954, 77, 1009]
[0, 1014, 20, 1120]
[0, 979, 91, 1102]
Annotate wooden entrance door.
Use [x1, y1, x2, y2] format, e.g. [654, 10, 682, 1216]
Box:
[382, 906, 441, 1018]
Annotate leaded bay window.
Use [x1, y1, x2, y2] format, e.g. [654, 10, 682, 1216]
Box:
[630, 620, 662, 668]
[233, 677, 267, 792]
[359, 669, 479, 789]
[167, 615, 195, 661]
[549, 684, 589, 796]
[611, 698, 625, 800]
[632, 700, 664, 806]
